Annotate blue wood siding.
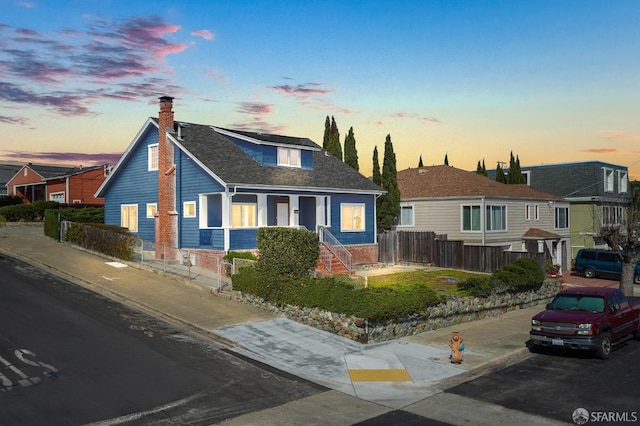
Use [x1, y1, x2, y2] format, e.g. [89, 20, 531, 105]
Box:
[230, 229, 258, 250]
[328, 194, 376, 245]
[301, 150, 313, 169]
[176, 148, 225, 249]
[199, 229, 224, 250]
[103, 127, 158, 242]
[227, 136, 263, 163]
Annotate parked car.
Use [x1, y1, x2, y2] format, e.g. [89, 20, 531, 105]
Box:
[530, 287, 640, 358]
[572, 248, 640, 283]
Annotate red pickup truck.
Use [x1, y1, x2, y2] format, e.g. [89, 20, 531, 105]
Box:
[530, 287, 640, 359]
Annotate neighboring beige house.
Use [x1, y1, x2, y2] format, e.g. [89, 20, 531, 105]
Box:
[395, 165, 572, 271]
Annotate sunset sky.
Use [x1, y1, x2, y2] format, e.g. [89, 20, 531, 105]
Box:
[1, 0, 639, 179]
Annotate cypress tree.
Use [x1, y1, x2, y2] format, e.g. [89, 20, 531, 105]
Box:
[377, 134, 400, 230]
[343, 127, 359, 171]
[495, 163, 507, 183]
[476, 160, 483, 175]
[322, 116, 330, 150]
[418, 155, 424, 167]
[477, 159, 488, 176]
[444, 153, 449, 166]
[372, 146, 382, 186]
[326, 116, 342, 160]
[507, 151, 525, 184]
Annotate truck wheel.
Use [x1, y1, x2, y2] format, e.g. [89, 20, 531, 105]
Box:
[595, 331, 611, 359]
[584, 268, 596, 279]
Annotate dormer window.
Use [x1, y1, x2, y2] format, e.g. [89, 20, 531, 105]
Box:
[277, 147, 301, 167]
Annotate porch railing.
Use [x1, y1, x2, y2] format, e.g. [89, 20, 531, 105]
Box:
[318, 226, 352, 274]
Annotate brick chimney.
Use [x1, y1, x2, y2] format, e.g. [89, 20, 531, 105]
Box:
[156, 96, 178, 260]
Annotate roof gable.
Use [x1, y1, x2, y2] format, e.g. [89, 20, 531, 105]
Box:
[398, 165, 562, 200]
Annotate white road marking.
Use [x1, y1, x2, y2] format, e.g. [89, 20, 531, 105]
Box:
[105, 262, 127, 268]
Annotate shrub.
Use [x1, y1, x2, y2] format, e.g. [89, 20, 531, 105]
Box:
[0, 214, 5, 226]
[457, 276, 493, 297]
[222, 251, 258, 276]
[0, 200, 59, 222]
[232, 268, 444, 321]
[0, 195, 23, 208]
[65, 222, 136, 260]
[256, 227, 319, 278]
[491, 257, 544, 292]
[44, 207, 105, 240]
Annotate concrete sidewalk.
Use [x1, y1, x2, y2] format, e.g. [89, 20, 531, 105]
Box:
[0, 223, 573, 411]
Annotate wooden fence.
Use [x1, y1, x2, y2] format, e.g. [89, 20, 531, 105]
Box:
[378, 231, 546, 273]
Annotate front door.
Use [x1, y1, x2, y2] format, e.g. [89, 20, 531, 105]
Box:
[276, 201, 289, 226]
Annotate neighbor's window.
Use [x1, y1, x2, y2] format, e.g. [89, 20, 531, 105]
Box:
[148, 144, 158, 171]
[396, 205, 414, 226]
[534, 204, 540, 221]
[341, 203, 365, 231]
[525, 204, 531, 221]
[121, 204, 138, 232]
[146, 203, 157, 218]
[602, 205, 624, 226]
[277, 147, 301, 167]
[555, 206, 569, 229]
[525, 204, 539, 221]
[604, 168, 614, 192]
[462, 205, 481, 231]
[183, 201, 196, 218]
[617, 170, 628, 193]
[486, 205, 506, 231]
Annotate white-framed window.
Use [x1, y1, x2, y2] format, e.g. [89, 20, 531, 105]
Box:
[604, 168, 614, 192]
[148, 144, 159, 171]
[49, 192, 65, 203]
[462, 205, 481, 231]
[555, 206, 569, 229]
[277, 147, 301, 167]
[522, 171, 531, 186]
[617, 170, 628, 193]
[73, 199, 81, 204]
[183, 201, 196, 218]
[121, 204, 138, 232]
[146, 203, 157, 218]
[231, 195, 257, 228]
[395, 204, 414, 227]
[602, 205, 624, 226]
[341, 203, 365, 232]
[525, 204, 540, 221]
[486, 205, 506, 231]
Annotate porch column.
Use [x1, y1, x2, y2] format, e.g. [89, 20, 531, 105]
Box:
[222, 191, 231, 251]
[290, 195, 299, 227]
[258, 194, 268, 227]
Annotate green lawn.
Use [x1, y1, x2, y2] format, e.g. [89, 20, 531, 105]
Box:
[365, 269, 488, 296]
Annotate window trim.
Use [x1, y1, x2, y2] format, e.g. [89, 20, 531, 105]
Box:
[617, 170, 628, 193]
[148, 143, 159, 171]
[49, 191, 65, 203]
[396, 204, 415, 227]
[231, 202, 257, 228]
[340, 203, 366, 232]
[146, 203, 157, 219]
[461, 204, 481, 232]
[183, 201, 196, 218]
[485, 204, 507, 232]
[121, 204, 138, 232]
[554, 206, 569, 230]
[603, 167, 614, 193]
[277, 147, 302, 168]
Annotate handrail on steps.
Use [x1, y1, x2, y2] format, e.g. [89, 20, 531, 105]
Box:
[318, 226, 352, 274]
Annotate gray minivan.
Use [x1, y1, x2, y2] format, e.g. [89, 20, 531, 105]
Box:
[573, 248, 640, 283]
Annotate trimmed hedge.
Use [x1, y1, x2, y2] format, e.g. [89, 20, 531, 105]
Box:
[0, 195, 23, 208]
[256, 227, 319, 278]
[232, 268, 444, 321]
[44, 207, 105, 240]
[0, 201, 59, 222]
[457, 257, 545, 296]
[65, 222, 136, 260]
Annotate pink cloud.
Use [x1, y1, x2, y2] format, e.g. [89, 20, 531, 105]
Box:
[602, 130, 640, 141]
[0, 115, 28, 125]
[237, 102, 274, 115]
[18, 2, 35, 8]
[191, 29, 214, 41]
[1, 150, 122, 166]
[385, 112, 440, 123]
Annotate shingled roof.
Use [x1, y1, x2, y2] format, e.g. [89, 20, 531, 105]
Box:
[398, 165, 563, 200]
[161, 120, 383, 194]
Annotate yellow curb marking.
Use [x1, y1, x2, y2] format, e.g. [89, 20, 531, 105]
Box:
[348, 369, 412, 382]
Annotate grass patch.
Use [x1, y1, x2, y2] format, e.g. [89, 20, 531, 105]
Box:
[366, 269, 488, 296]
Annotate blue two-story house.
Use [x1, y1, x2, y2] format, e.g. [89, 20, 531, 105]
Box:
[96, 97, 384, 272]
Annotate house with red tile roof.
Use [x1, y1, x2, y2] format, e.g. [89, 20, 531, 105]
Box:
[395, 165, 571, 271]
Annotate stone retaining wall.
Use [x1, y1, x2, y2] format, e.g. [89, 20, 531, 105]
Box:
[231, 280, 562, 343]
